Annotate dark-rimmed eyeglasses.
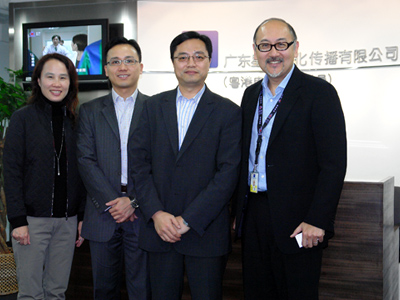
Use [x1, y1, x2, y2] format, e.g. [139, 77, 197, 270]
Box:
[255, 41, 295, 52]
[173, 54, 209, 63]
[107, 58, 139, 66]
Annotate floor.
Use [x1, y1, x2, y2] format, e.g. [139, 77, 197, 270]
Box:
[0, 236, 243, 300]
[2, 251, 400, 299]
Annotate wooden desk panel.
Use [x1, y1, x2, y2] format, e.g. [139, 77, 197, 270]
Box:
[320, 178, 398, 300]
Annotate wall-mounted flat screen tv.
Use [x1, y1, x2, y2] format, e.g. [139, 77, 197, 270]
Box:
[23, 18, 109, 90]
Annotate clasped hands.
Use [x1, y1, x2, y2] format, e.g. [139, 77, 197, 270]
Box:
[106, 196, 138, 223]
[152, 211, 190, 243]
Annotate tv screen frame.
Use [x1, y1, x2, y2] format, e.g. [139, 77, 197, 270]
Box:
[22, 18, 109, 91]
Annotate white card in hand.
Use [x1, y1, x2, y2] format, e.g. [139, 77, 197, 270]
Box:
[295, 232, 303, 248]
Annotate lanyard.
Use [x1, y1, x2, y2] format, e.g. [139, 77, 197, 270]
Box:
[253, 89, 282, 171]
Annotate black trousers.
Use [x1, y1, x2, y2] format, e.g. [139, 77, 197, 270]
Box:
[89, 221, 150, 300]
[148, 248, 228, 300]
[242, 191, 323, 300]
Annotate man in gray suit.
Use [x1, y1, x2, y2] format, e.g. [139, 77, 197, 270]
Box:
[77, 37, 149, 300]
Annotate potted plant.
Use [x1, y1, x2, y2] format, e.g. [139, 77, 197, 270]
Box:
[0, 68, 27, 253]
[0, 68, 28, 295]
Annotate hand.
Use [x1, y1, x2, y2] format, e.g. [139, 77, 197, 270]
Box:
[12, 226, 30, 246]
[232, 216, 236, 231]
[129, 213, 139, 222]
[175, 216, 190, 235]
[290, 222, 325, 248]
[152, 211, 181, 243]
[106, 197, 135, 223]
[75, 221, 84, 247]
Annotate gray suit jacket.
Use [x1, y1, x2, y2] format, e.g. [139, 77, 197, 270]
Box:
[77, 91, 148, 242]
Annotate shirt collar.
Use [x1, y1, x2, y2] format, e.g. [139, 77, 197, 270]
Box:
[112, 88, 138, 104]
[176, 84, 206, 104]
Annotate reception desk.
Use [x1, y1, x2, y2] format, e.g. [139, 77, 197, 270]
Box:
[320, 177, 398, 299]
[66, 178, 398, 299]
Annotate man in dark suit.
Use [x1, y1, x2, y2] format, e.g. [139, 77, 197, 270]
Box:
[77, 37, 149, 300]
[234, 18, 347, 299]
[130, 31, 241, 300]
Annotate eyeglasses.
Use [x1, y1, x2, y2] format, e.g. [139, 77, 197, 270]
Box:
[255, 41, 295, 52]
[107, 58, 139, 66]
[173, 54, 209, 63]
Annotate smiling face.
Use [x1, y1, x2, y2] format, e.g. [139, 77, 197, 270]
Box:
[172, 38, 210, 91]
[253, 19, 298, 84]
[38, 59, 70, 102]
[104, 44, 143, 98]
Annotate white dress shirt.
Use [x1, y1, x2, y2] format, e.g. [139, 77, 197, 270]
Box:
[112, 88, 138, 185]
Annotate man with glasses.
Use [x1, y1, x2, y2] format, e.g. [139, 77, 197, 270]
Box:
[130, 31, 241, 300]
[77, 37, 149, 300]
[233, 18, 347, 299]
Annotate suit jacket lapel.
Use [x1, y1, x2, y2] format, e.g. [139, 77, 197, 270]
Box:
[101, 94, 120, 140]
[243, 84, 262, 154]
[268, 66, 302, 146]
[161, 89, 179, 157]
[129, 91, 145, 140]
[177, 87, 215, 161]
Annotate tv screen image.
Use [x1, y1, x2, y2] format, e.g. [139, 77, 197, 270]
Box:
[23, 19, 109, 89]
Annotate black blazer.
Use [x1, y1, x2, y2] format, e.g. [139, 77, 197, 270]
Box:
[234, 66, 347, 254]
[77, 91, 147, 242]
[130, 86, 242, 257]
[4, 101, 85, 228]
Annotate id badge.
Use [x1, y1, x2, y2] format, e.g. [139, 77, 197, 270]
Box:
[250, 172, 259, 193]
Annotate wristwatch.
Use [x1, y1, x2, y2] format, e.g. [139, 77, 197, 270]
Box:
[182, 218, 189, 227]
[129, 197, 139, 209]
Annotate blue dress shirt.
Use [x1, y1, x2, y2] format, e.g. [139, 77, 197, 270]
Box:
[112, 88, 138, 185]
[248, 65, 295, 191]
[176, 85, 205, 149]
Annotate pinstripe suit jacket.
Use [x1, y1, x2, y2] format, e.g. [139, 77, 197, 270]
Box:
[77, 91, 147, 242]
[130, 87, 242, 257]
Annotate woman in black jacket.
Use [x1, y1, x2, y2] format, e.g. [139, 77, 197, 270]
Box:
[4, 53, 85, 299]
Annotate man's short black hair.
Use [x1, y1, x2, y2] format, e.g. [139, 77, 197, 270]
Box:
[170, 31, 212, 61]
[51, 35, 61, 41]
[104, 37, 142, 63]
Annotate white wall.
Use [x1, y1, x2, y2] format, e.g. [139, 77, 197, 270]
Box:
[137, 0, 400, 185]
[2, 0, 399, 186]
